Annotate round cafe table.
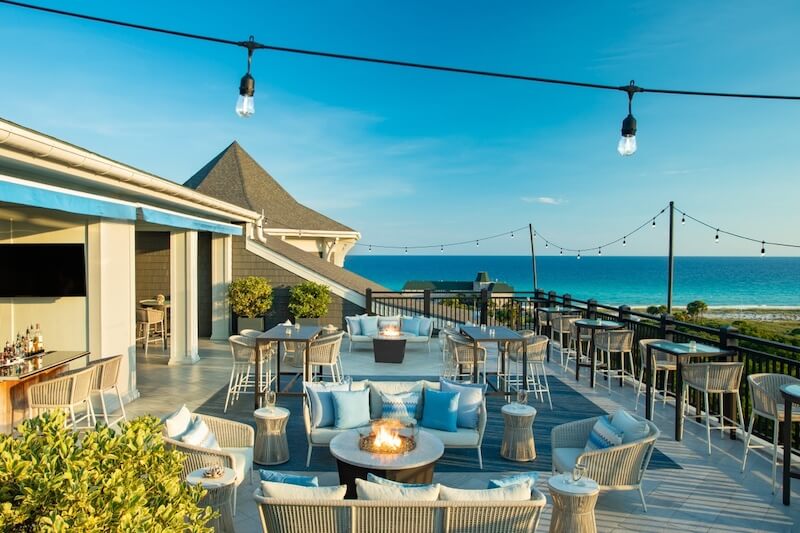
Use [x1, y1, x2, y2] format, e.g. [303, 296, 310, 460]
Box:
[573, 319, 624, 388]
[253, 406, 290, 465]
[501, 403, 537, 462]
[547, 473, 600, 533]
[186, 467, 236, 533]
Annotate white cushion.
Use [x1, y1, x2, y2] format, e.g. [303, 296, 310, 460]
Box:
[419, 427, 479, 446]
[611, 409, 650, 444]
[180, 417, 210, 446]
[438, 481, 531, 501]
[164, 405, 192, 438]
[355, 478, 440, 501]
[552, 447, 584, 473]
[226, 446, 253, 484]
[261, 481, 347, 500]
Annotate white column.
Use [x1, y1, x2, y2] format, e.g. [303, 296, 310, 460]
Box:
[210, 234, 233, 340]
[87, 219, 139, 403]
[169, 230, 199, 364]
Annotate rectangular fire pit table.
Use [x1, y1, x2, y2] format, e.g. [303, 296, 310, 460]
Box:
[329, 429, 444, 498]
[372, 333, 409, 363]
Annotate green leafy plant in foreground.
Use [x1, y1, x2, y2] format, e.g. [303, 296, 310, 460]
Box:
[0, 412, 214, 532]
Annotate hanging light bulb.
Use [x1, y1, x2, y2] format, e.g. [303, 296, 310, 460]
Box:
[681, 214, 685, 225]
[577, 251, 581, 260]
[760, 241, 766, 256]
[236, 38, 256, 118]
[617, 81, 640, 156]
[622, 236, 627, 247]
[715, 229, 719, 244]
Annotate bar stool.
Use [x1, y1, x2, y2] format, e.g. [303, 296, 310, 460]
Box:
[27, 366, 96, 429]
[594, 330, 635, 393]
[741, 373, 800, 493]
[88, 354, 127, 426]
[682, 362, 745, 455]
[635, 339, 677, 413]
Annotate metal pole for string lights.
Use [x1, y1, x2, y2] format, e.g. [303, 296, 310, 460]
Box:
[529, 223, 538, 290]
[667, 201, 675, 313]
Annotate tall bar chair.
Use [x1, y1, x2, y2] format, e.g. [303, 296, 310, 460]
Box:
[682, 361, 745, 455]
[87, 354, 127, 426]
[27, 366, 96, 429]
[741, 373, 800, 492]
[594, 330, 635, 393]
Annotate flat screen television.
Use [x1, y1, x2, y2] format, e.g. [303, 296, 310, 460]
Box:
[0, 244, 87, 297]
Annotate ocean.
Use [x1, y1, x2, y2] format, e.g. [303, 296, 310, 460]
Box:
[344, 256, 800, 307]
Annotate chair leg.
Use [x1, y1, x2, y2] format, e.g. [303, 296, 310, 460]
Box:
[741, 415, 755, 472]
[704, 391, 712, 455]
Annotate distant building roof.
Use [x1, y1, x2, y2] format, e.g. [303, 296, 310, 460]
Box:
[184, 141, 354, 233]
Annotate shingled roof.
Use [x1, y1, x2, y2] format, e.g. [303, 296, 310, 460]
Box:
[184, 141, 354, 233]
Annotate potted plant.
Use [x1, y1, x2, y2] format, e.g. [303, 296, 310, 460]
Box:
[288, 281, 331, 326]
[228, 276, 273, 333]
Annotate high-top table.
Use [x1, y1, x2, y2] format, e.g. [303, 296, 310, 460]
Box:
[255, 324, 322, 406]
[643, 340, 735, 440]
[574, 319, 625, 388]
[460, 326, 526, 394]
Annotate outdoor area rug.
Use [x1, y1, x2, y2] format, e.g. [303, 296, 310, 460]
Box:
[196, 373, 681, 473]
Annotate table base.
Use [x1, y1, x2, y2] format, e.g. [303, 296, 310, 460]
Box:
[335, 458, 435, 499]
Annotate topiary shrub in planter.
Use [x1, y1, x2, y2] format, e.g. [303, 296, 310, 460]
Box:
[0, 411, 214, 532]
[228, 276, 273, 332]
[288, 281, 332, 325]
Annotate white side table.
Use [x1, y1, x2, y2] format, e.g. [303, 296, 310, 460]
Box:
[186, 467, 236, 533]
[547, 473, 600, 533]
[254, 406, 290, 465]
[501, 403, 537, 461]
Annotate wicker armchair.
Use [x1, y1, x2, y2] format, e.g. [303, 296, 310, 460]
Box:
[742, 373, 800, 493]
[307, 332, 345, 381]
[163, 413, 254, 512]
[551, 413, 660, 511]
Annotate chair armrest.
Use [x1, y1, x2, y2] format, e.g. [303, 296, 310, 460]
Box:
[199, 414, 254, 448]
[551, 417, 598, 450]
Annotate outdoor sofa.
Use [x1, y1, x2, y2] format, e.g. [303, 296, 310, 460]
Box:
[304, 379, 486, 468]
[253, 486, 547, 533]
[344, 314, 434, 353]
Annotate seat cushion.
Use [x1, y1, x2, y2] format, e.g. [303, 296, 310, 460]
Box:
[552, 447, 584, 473]
[419, 427, 479, 447]
[224, 446, 253, 484]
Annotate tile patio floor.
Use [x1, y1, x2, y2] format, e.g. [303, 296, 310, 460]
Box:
[127, 339, 800, 532]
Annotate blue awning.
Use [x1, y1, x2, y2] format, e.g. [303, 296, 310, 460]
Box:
[0, 175, 137, 220]
[138, 206, 243, 235]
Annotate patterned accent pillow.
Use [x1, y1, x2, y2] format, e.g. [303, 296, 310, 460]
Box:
[585, 415, 624, 451]
[380, 391, 422, 420]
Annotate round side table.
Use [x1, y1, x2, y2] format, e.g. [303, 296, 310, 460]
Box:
[186, 467, 236, 533]
[547, 473, 600, 533]
[254, 406, 290, 465]
[501, 403, 537, 461]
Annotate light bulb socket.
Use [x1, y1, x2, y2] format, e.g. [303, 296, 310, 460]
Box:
[239, 73, 255, 97]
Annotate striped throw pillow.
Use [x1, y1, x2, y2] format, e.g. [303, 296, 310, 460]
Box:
[380, 391, 422, 420]
[585, 415, 624, 451]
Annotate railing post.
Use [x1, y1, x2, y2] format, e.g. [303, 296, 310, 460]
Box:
[480, 289, 489, 326]
[563, 294, 572, 307]
[365, 288, 373, 315]
[720, 325, 740, 440]
[547, 291, 557, 306]
[423, 289, 431, 317]
[587, 299, 597, 319]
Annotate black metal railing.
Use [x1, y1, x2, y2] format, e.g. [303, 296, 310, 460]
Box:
[367, 287, 800, 449]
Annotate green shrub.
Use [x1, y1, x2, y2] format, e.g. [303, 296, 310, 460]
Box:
[0, 412, 214, 532]
[288, 281, 331, 319]
[228, 276, 273, 318]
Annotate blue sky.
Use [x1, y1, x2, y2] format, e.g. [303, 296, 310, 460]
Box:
[0, 1, 798, 256]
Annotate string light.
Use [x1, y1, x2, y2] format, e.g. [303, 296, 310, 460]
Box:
[715, 229, 719, 244]
[761, 241, 766, 256]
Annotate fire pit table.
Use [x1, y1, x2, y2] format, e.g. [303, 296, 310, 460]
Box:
[329, 425, 444, 498]
[372, 332, 410, 363]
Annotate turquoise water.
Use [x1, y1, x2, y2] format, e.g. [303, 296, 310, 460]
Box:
[344, 256, 800, 307]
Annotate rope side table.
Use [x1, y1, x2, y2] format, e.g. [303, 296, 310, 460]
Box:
[254, 406, 290, 465]
[547, 473, 600, 533]
[186, 467, 236, 533]
[500, 403, 537, 461]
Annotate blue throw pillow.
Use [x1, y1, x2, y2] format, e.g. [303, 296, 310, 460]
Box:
[367, 472, 433, 488]
[260, 470, 319, 487]
[380, 391, 422, 420]
[440, 378, 487, 429]
[332, 389, 371, 429]
[417, 317, 432, 337]
[401, 317, 421, 336]
[360, 316, 379, 336]
[421, 389, 460, 432]
[304, 379, 350, 428]
[345, 316, 362, 336]
[487, 472, 539, 489]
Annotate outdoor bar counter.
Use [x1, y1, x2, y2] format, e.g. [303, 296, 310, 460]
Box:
[0, 350, 89, 433]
